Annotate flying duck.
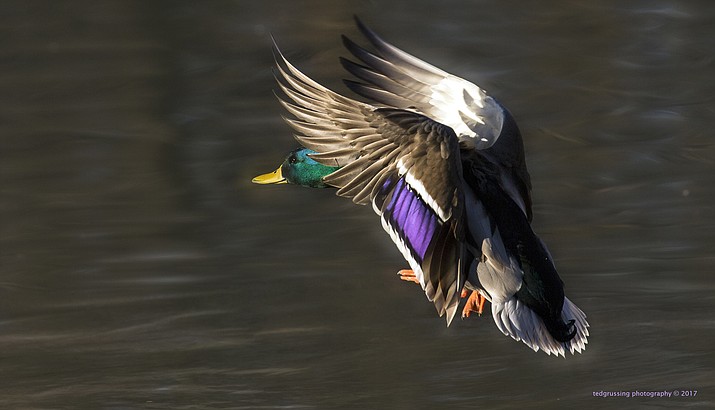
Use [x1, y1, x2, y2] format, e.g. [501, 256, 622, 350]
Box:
[254, 18, 589, 356]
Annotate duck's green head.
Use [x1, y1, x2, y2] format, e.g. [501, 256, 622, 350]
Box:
[252, 148, 340, 188]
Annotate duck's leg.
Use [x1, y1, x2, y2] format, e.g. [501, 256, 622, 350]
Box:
[461, 289, 486, 318]
[399, 270, 486, 317]
[398, 270, 486, 318]
[397, 269, 420, 284]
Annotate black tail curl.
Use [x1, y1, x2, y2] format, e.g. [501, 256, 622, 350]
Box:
[547, 318, 577, 343]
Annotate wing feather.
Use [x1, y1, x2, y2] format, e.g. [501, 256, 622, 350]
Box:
[343, 17, 533, 220]
[343, 17, 501, 144]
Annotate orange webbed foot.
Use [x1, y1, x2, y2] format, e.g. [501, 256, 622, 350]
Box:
[397, 269, 420, 284]
[461, 290, 487, 319]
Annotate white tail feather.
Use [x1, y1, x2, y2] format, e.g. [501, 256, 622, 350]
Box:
[491, 296, 589, 357]
[561, 297, 590, 354]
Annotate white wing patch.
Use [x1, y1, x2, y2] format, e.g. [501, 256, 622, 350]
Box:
[425, 76, 504, 149]
[429, 77, 484, 139]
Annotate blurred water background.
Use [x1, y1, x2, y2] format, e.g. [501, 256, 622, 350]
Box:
[1, 1, 714, 408]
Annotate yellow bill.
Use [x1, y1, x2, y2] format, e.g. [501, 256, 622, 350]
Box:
[252, 165, 287, 184]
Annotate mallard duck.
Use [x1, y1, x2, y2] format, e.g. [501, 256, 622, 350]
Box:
[254, 18, 589, 356]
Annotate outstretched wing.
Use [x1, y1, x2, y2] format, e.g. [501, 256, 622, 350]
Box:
[274, 45, 471, 324]
[341, 17, 504, 146]
[341, 17, 533, 220]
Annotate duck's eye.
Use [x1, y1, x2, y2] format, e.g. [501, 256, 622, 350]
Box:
[289, 156, 297, 164]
